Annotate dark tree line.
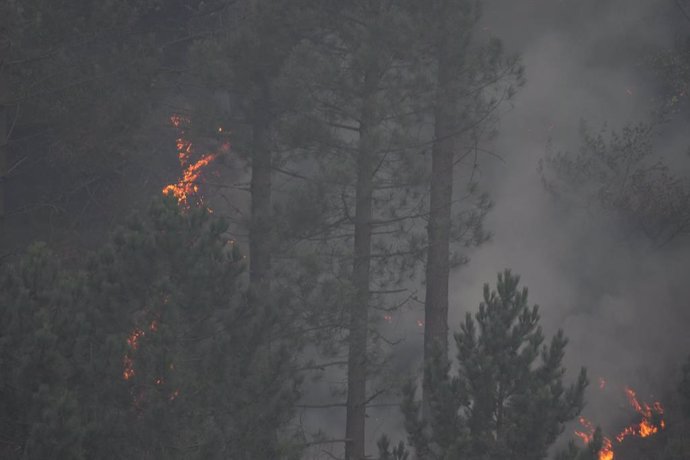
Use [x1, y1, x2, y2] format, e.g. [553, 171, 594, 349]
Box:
[1, 1, 690, 459]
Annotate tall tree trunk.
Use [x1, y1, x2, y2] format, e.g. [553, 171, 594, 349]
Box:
[249, 77, 273, 303]
[0, 36, 9, 225]
[345, 66, 378, 460]
[423, 34, 458, 409]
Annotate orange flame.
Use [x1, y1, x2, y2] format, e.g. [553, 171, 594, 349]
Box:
[574, 383, 664, 459]
[614, 387, 664, 442]
[162, 114, 222, 208]
[576, 417, 615, 460]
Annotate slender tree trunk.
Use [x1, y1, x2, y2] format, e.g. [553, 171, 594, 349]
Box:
[423, 35, 458, 410]
[0, 37, 9, 224]
[345, 65, 378, 460]
[249, 77, 273, 303]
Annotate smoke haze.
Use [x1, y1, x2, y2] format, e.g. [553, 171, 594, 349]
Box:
[451, 0, 690, 430]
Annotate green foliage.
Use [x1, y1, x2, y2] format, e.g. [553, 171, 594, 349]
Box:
[0, 0, 176, 251]
[0, 243, 91, 459]
[540, 120, 690, 246]
[0, 197, 302, 459]
[403, 270, 588, 460]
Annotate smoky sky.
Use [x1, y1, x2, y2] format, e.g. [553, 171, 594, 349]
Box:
[452, 0, 690, 428]
[300, 1, 690, 456]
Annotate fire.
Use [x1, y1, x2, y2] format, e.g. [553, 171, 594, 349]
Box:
[162, 114, 222, 208]
[600, 437, 614, 460]
[574, 383, 665, 459]
[614, 387, 665, 442]
[123, 113, 221, 395]
[122, 328, 146, 380]
[127, 328, 145, 350]
[575, 417, 615, 460]
[122, 355, 135, 381]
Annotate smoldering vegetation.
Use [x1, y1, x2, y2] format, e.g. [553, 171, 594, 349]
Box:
[1, 1, 690, 459]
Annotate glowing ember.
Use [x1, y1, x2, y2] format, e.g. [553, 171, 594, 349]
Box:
[127, 328, 145, 350]
[574, 383, 665, 459]
[123, 355, 135, 381]
[162, 114, 222, 208]
[122, 328, 145, 380]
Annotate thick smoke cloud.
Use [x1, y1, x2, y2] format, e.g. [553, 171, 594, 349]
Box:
[303, 2, 690, 455]
[451, 0, 690, 428]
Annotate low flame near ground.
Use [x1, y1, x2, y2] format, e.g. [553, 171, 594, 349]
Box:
[574, 381, 665, 460]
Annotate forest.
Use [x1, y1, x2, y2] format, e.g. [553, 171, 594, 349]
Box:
[1, 0, 690, 459]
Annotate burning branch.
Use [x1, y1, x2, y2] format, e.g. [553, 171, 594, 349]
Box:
[162, 114, 222, 208]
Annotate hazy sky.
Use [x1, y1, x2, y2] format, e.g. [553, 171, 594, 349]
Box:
[302, 2, 690, 456]
[451, 0, 690, 429]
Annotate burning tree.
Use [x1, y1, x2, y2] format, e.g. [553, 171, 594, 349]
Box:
[0, 196, 303, 460]
[85, 196, 301, 459]
[402, 270, 588, 460]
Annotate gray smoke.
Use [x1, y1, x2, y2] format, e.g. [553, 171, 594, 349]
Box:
[451, 0, 690, 433]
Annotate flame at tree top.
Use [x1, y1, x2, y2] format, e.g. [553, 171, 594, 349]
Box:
[162, 114, 222, 208]
[574, 382, 665, 460]
[123, 114, 227, 403]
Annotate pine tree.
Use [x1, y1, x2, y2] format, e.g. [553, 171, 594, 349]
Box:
[540, 120, 690, 247]
[84, 196, 301, 459]
[285, 3, 432, 456]
[0, 243, 90, 459]
[412, 0, 524, 412]
[0, 0, 175, 253]
[0, 197, 303, 459]
[403, 270, 588, 460]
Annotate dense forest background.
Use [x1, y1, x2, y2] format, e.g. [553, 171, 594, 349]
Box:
[1, 0, 690, 459]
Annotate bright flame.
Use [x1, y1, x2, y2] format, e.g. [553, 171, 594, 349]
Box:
[162, 114, 222, 208]
[614, 387, 664, 442]
[574, 383, 665, 459]
[575, 417, 614, 460]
